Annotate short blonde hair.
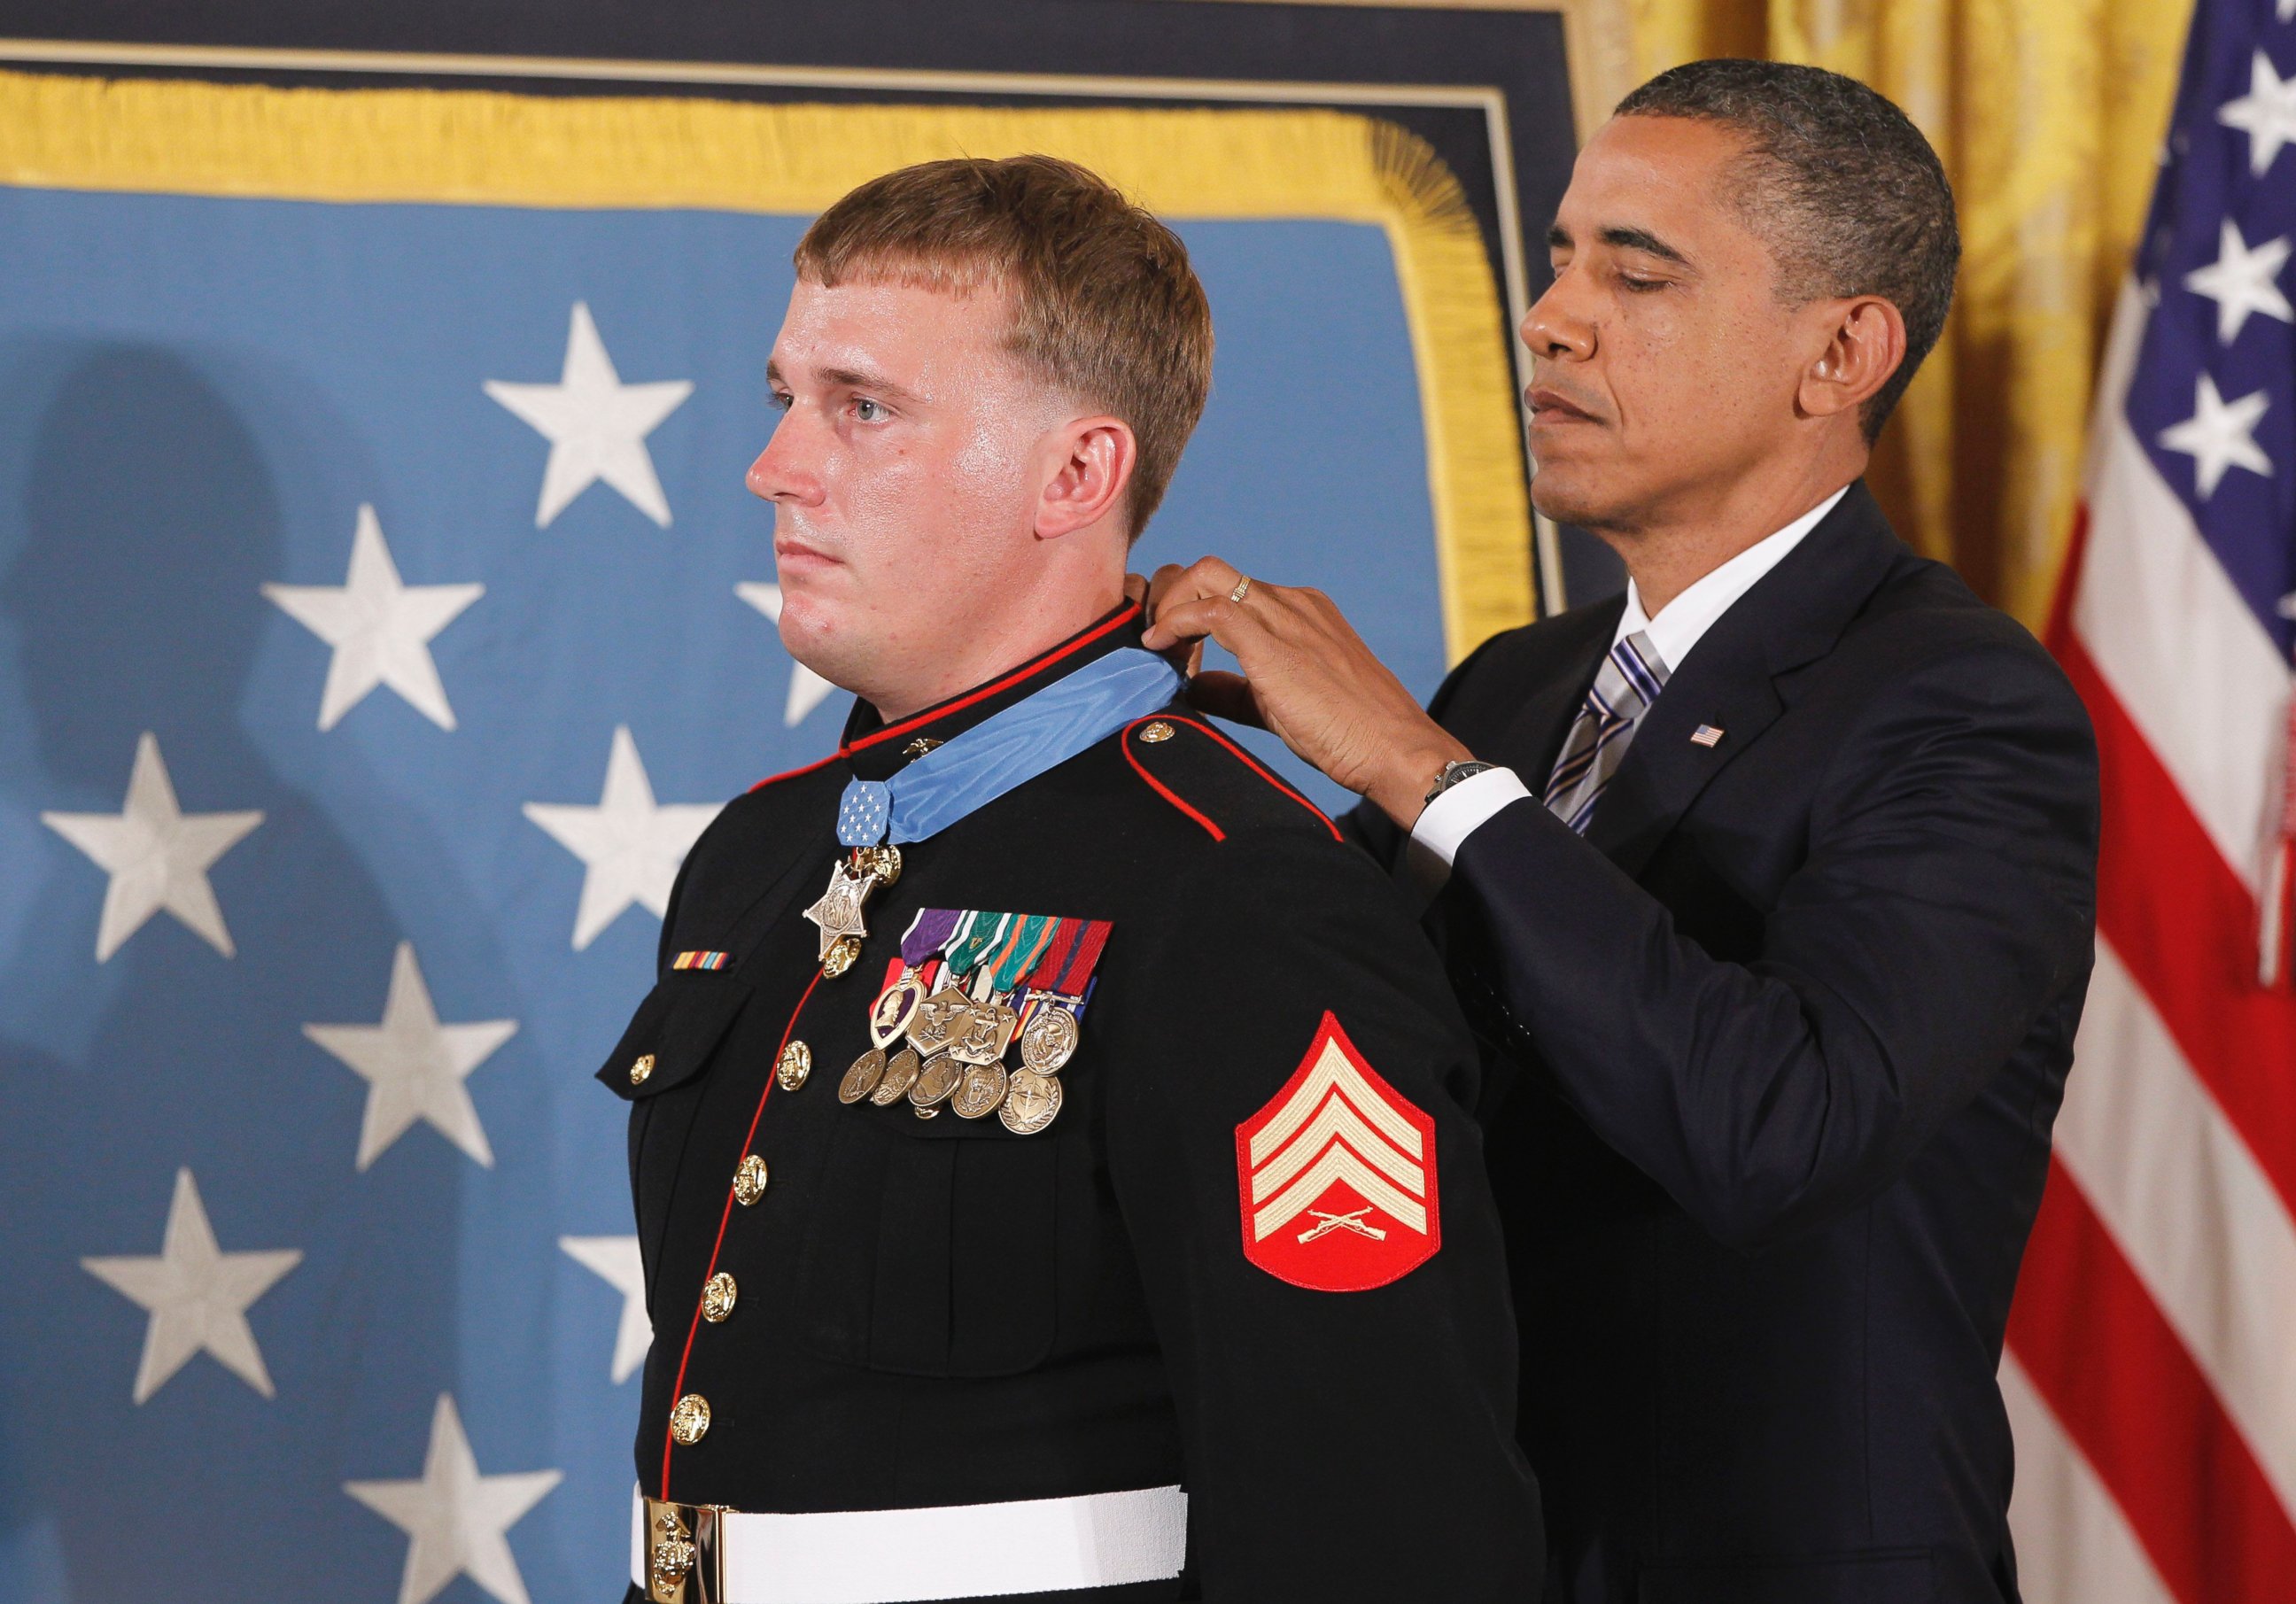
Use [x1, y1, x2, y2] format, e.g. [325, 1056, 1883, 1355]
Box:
[795, 154, 1214, 538]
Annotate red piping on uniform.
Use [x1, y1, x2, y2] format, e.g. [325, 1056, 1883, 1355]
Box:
[744, 751, 846, 793]
[748, 604, 1144, 793]
[1166, 717, 1345, 841]
[660, 964, 826, 1497]
[1121, 716, 1226, 841]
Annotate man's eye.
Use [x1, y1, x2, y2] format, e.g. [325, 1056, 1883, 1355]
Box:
[768, 391, 793, 413]
[853, 398, 888, 422]
[1619, 275, 1667, 294]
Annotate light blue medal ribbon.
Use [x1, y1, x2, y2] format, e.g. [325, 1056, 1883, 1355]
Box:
[836, 647, 1182, 847]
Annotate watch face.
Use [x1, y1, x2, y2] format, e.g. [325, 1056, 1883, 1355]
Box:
[1427, 760, 1493, 805]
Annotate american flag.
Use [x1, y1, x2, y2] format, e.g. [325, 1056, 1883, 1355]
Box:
[2013, 0, 2296, 1598]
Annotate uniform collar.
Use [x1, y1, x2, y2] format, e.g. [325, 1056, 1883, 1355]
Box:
[838, 601, 1150, 781]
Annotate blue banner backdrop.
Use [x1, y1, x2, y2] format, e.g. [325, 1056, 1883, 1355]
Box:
[0, 81, 1485, 1604]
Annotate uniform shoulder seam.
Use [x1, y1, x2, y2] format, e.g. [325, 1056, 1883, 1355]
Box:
[1119, 714, 1343, 843]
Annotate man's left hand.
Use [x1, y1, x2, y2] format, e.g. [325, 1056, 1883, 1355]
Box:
[1141, 556, 1470, 828]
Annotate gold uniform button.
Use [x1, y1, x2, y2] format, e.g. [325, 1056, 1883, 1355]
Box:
[670, 1392, 710, 1445]
[702, 1271, 738, 1322]
[629, 1053, 655, 1086]
[733, 1154, 769, 1205]
[777, 1040, 812, 1090]
[1138, 720, 1175, 743]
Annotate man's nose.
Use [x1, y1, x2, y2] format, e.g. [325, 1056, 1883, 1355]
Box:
[745, 411, 824, 505]
[1521, 271, 1595, 362]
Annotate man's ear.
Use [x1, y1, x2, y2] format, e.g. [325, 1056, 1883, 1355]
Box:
[1036, 416, 1137, 539]
[1797, 296, 1908, 422]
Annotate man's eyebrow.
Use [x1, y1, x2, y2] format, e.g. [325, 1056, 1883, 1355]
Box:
[764, 360, 927, 406]
[818, 365, 925, 406]
[1597, 225, 1691, 266]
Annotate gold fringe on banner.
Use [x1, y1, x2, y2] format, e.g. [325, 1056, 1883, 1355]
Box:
[0, 67, 1534, 661]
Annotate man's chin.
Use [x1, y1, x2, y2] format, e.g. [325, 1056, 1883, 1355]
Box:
[1528, 464, 1617, 531]
[777, 603, 864, 694]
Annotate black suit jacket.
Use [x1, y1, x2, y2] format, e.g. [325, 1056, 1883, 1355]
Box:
[1354, 484, 2098, 1604]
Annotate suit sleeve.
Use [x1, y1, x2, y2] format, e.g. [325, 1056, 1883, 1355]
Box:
[1447, 633, 2098, 1251]
[1100, 831, 1542, 1603]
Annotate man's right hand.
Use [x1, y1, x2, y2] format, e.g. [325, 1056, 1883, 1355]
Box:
[1141, 557, 1470, 828]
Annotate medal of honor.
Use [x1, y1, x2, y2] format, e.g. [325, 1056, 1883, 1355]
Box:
[802, 847, 899, 974]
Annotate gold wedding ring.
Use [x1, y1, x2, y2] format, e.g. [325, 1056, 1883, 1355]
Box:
[1228, 574, 1253, 604]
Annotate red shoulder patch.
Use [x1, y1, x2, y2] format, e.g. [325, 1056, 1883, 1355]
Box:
[1234, 1012, 1439, 1291]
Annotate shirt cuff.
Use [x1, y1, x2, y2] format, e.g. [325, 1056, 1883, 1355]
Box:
[1403, 766, 1532, 896]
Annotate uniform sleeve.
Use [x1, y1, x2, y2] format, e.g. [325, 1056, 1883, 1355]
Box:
[1099, 831, 1543, 1603]
[1447, 634, 2098, 1251]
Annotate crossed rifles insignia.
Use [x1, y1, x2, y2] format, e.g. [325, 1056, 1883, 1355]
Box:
[1234, 1012, 1440, 1293]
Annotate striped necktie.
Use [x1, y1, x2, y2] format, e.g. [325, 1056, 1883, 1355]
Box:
[1544, 630, 1671, 834]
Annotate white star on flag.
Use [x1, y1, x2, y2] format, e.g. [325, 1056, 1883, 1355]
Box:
[2182, 218, 2294, 344]
[262, 504, 485, 732]
[2159, 372, 2274, 499]
[485, 301, 693, 529]
[304, 941, 517, 1171]
[42, 732, 263, 961]
[735, 581, 842, 726]
[524, 725, 721, 949]
[345, 1393, 562, 1604]
[2219, 50, 2296, 176]
[559, 1235, 650, 1383]
[81, 1168, 300, 1405]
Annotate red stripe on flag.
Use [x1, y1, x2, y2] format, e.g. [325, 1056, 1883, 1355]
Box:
[2008, 1160, 2296, 1603]
[2055, 629, 2296, 1218]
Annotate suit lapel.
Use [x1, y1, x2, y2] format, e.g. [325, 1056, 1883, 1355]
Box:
[1584, 482, 1909, 878]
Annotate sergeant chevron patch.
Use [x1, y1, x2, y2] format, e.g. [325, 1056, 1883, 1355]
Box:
[1235, 1012, 1439, 1291]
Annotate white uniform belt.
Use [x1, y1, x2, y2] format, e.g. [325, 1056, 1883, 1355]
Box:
[630, 1483, 1188, 1603]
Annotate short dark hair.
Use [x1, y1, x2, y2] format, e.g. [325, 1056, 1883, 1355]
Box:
[795, 155, 1214, 539]
[1616, 59, 1959, 442]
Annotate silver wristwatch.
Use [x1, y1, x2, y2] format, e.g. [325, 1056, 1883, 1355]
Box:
[1423, 758, 1498, 807]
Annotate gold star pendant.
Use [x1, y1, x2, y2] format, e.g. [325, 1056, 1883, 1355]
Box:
[802, 860, 872, 962]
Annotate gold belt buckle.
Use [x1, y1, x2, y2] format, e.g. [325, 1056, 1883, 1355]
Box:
[645, 1499, 725, 1604]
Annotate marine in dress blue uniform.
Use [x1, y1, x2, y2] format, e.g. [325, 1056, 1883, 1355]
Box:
[601, 603, 1542, 1603]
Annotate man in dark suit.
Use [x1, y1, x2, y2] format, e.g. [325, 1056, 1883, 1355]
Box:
[1144, 61, 2099, 1603]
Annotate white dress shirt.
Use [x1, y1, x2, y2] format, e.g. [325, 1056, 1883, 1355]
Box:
[1408, 487, 1849, 881]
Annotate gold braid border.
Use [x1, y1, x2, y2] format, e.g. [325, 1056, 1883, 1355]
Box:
[0, 68, 1533, 659]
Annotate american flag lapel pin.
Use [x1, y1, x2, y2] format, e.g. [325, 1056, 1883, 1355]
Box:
[1691, 725, 1725, 748]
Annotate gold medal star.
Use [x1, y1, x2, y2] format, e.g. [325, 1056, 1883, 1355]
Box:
[802, 861, 871, 962]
